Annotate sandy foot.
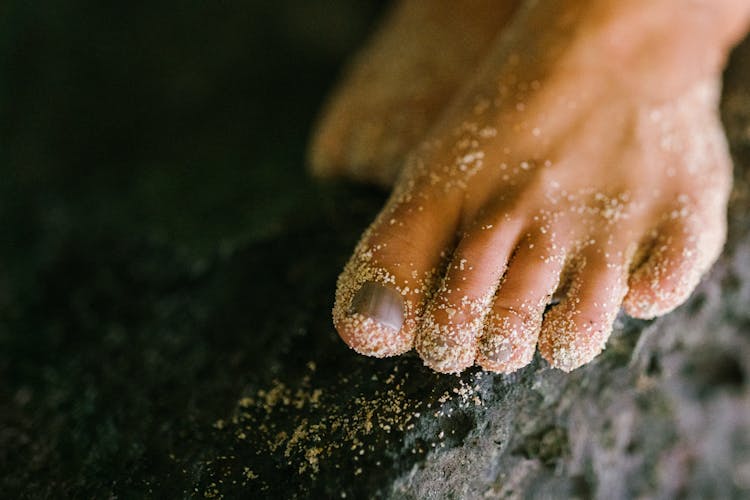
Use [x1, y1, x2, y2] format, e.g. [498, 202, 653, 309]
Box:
[316, 1, 740, 373]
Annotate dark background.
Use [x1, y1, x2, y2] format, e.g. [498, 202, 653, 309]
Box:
[0, 1, 404, 496]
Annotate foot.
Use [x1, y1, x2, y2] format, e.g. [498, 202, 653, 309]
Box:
[308, 0, 519, 186]
[326, 1, 748, 373]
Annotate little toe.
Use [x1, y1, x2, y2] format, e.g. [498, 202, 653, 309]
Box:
[477, 237, 567, 373]
[415, 212, 525, 373]
[334, 192, 462, 357]
[624, 214, 726, 319]
[538, 248, 630, 372]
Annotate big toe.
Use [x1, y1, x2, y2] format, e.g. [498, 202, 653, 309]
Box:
[334, 189, 461, 357]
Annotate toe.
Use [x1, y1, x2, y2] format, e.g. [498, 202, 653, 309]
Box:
[334, 190, 462, 357]
[624, 213, 726, 319]
[477, 235, 568, 373]
[538, 247, 630, 372]
[415, 211, 525, 373]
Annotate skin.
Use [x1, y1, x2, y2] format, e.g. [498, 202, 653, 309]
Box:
[309, 0, 750, 374]
[310, 0, 522, 186]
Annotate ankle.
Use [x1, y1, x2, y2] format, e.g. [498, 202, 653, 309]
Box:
[564, 0, 748, 101]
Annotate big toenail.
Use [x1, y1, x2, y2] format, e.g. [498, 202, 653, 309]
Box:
[350, 282, 404, 331]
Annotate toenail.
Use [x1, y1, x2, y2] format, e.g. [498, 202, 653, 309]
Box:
[479, 340, 512, 365]
[349, 282, 404, 331]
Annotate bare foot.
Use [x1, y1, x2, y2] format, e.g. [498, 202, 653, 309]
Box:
[308, 0, 519, 186]
[322, 1, 750, 373]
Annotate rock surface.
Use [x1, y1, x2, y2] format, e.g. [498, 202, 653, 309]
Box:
[1, 2, 749, 498]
